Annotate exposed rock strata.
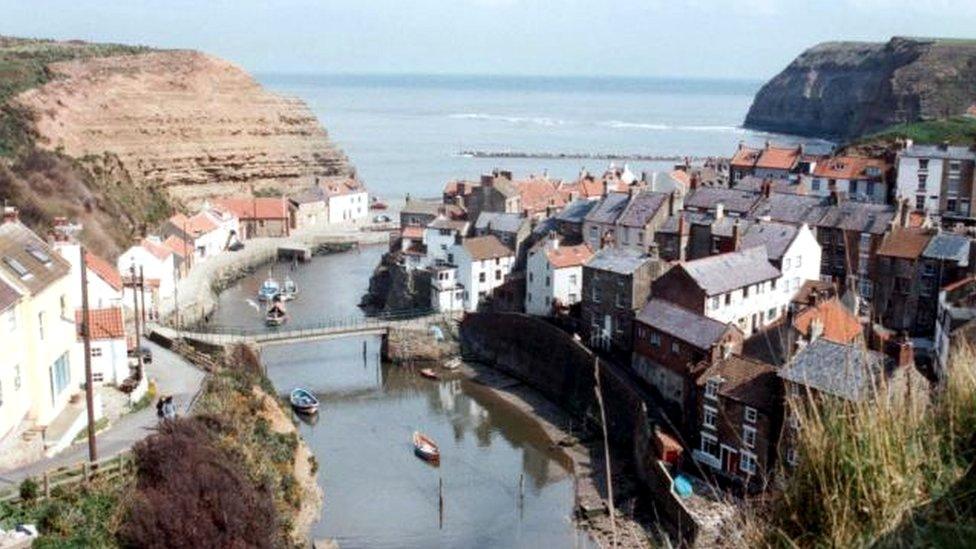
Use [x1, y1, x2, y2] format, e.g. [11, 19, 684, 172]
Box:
[15, 50, 352, 205]
[744, 37, 976, 140]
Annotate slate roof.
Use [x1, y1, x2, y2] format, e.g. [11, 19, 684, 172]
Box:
[555, 199, 597, 224]
[740, 221, 799, 261]
[584, 192, 631, 225]
[586, 246, 653, 275]
[682, 246, 781, 296]
[428, 217, 469, 232]
[752, 193, 831, 226]
[710, 217, 751, 238]
[658, 211, 708, 234]
[0, 223, 72, 296]
[401, 199, 442, 216]
[684, 187, 761, 215]
[697, 355, 781, 412]
[817, 202, 896, 234]
[876, 228, 932, 260]
[474, 212, 526, 234]
[289, 186, 328, 205]
[900, 145, 976, 161]
[462, 235, 513, 261]
[779, 339, 890, 401]
[617, 191, 669, 227]
[923, 233, 971, 265]
[636, 298, 732, 350]
[0, 277, 22, 314]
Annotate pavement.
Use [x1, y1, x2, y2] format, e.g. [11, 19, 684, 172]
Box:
[0, 339, 206, 487]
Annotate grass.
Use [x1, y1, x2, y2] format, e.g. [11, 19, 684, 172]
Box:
[747, 344, 976, 547]
[0, 481, 126, 548]
[856, 116, 976, 147]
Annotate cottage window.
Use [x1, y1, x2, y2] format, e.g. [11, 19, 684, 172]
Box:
[724, 293, 731, 305]
[703, 406, 718, 429]
[740, 452, 757, 475]
[670, 341, 680, 354]
[795, 256, 802, 268]
[767, 307, 777, 321]
[743, 425, 757, 448]
[917, 174, 927, 191]
[700, 433, 719, 459]
[545, 276, 550, 287]
[744, 406, 758, 423]
[529, 272, 534, 283]
[705, 378, 719, 400]
[743, 286, 749, 298]
[91, 347, 103, 357]
[591, 286, 600, 303]
[49, 352, 71, 404]
[918, 159, 929, 170]
[710, 296, 720, 310]
[479, 272, 486, 283]
[810, 180, 820, 192]
[447, 253, 454, 264]
[783, 257, 791, 269]
[496, 270, 502, 281]
[649, 332, 661, 346]
[615, 291, 625, 308]
[915, 195, 926, 210]
[569, 274, 578, 285]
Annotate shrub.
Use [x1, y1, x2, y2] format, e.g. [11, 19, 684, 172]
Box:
[19, 477, 39, 501]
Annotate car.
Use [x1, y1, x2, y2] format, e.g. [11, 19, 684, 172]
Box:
[128, 346, 153, 364]
[373, 214, 392, 223]
[228, 241, 245, 251]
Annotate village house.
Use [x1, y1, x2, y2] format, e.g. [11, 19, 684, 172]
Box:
[778, 337, 919, 468]
[400, 198, 443, 227]
[117, 237, 176, 315]
[694, 354, 782, 491]
[654, 213, 691, 262]
[750, 191, 832, 228]
[895, 142, 976, 220]
[321, 178, 369, 224]
[53, 242, 124, 310]
[424, 216, 470, 265]
[802, 155, 890, 204]
[739, 221, 822, 296]
[652, 246, 786, 337]
[872, 228, 934, 335]
[934, 276, 976, 382]
[685, 209, 750, 260]
[473, 212, 531, 264]
[524, 234, 593, 316]
[917, 232, 974, 335]
[729, 142, 802, 184]
[682, 187, 762, 218]
[516, 175, 567, 220]
[632, 298, 743, 432]
[466, 170, 522, 222]
[75, 307, 129, 385]
[213, 197, 291, 239]
[442, 179, 481, 208]
[447, 235, 515, 312]
[288, 186, 329, 229]
[582, 192, 630, 250]
[615, 190, 676, 253]
[162, 234, 194, 278]
[429, 263, 465, 313]
[553, 199, 598, 243]
[581, 246, 665, 356]
[0, 214, 86, 445]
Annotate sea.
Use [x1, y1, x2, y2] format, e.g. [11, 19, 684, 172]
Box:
[256, 73, 820, 200]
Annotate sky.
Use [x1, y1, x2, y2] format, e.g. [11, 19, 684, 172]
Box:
[1, 0, 974, 80]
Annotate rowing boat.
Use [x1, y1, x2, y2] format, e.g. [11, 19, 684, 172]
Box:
[413, 431, 440, 463]
[290, 388, 319, 415]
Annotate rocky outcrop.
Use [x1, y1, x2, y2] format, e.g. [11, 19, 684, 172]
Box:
[744, 37, 976, 140]
[362, 252, 431, 312]
[14, 49, 352, 205]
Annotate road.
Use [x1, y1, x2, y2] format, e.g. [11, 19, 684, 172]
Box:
[0, 340, 206, 486]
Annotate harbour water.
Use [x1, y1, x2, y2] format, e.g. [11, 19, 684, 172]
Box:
[256, 73, 824, 199]
[208, 247, 592, 548]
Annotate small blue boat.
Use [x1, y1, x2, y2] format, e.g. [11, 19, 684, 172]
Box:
[673, 474, 694, 497]
[258, 276, 280, 301]
[290, 388, 319, 415]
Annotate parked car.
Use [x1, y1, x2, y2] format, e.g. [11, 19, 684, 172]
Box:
[373, 214, 392, 223]
[228, 241, 245, 251]
[128, 346, 153, 364]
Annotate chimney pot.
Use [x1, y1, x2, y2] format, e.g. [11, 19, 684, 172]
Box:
[2, 206, 19, 225]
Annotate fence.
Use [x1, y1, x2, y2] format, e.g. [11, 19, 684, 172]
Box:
[176, 307, 440, 338]
[0, 452, 135, 505]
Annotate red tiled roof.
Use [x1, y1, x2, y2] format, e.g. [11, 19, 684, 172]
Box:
[321, 178, 365, 198]
[402, 226, 424, 239]
[793, 298, 862, 345]
[75, 307, 125, 340]
[85, 251, 123, 291]
[444, 180, 480, 198]
[755, 146, 800, 170]
[812, 156, 886, 180]
[876, 228, 932, 260]
[163, 235, 193, 258]
[140, 238, 173, 261]
[730, 146, 761, 168]
[213, 197, 289, 220]
[517, 177, 566, 214]
[546, 243, 593, 269]
[669, 170, 692, 188]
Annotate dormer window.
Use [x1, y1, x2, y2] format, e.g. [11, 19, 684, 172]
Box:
[705, 378, 720, 400]
[26, 245, 52, 266]
[3, 257, 31, 279]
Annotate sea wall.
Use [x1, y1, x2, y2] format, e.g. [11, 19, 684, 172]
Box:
[460, 312, 702, 545]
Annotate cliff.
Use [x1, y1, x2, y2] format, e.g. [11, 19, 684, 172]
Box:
[744, 37, 976, 140]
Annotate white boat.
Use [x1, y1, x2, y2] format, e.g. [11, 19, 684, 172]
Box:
[413, 431, 440, 463]
[258, 276, 280, 301]
[280, 276, 297, 301]
[290, 388, 319, 415]
[443, 357, 461, 371]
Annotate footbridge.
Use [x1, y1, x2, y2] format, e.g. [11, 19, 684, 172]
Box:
[150, 309, 453, 349]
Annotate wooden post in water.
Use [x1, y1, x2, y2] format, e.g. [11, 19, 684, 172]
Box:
[518, 473, 524, 508]
[438, 477, 444, 529]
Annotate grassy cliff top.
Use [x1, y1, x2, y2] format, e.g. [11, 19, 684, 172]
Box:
[853, 116, 976, 147]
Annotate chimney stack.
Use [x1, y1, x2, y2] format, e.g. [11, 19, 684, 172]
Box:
[715, 202, 725, 220]
[690, 173, 699, 190]
[668, 191, 676, 216]
[732, 220, 741, 251]
[2, 205, 19, 225]
[762, 178, 772, 198]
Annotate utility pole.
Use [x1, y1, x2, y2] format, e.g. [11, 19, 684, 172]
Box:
[130, 263, 143, 380]
[139, 266, 147, 326]
[80, 246, 98, 463]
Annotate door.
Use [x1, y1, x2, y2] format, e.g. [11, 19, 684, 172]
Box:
[720, 445, 738, 474]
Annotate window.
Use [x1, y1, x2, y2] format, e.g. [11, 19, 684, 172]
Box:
[795, 256, 802, 267]
[60, 294, 67, 319]
[703, 406, 718, 429]
[784, 257, 791, 269]
[615, 291, 625, 308]
[38, 312, 44, 340]
[591, 286, 600, 303]
[767, 307, 777, 321]
[529, 272, 534, 283]
[670, 341, 680, 354]
[744, 406, 758, 423]
[91, 347, 103, 357]
[917, 173, 927, 191]
[710, 296, 720, 310]
[569, 274, 577, 285]
[649, 332, 661, 346]
[700, 433, 719, 459]
[948, 199, 957, 213]
[479, 272, 486, 283]
[49, 352, 71, 404]
[743, 286, 750, 298]
[705, 378, 720, 400]
[786, 446, 798, 466]
[6, 310, 15, 333]
[496, 270, 502, 281]
[740, 452, 757, 475]
[915, 195, 926, 210]
[724, 293, 731, 305]
[13, 365, 20, 391]
[811, 179, 820, 191]
[25, 245, 52, 266]
[742, 425, 757, 448]
[3, 257, 31, 279]
[918, 159, 929, 170]
[545, 276, 550, 287]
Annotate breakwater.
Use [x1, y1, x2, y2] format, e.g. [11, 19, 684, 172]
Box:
[458, 150, 713, 162]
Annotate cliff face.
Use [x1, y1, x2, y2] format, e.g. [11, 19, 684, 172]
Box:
[14, 49, 352, 205]
[744, 37, 976, 140]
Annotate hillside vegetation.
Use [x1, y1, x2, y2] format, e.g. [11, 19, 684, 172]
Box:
[855, 116, 976, 147]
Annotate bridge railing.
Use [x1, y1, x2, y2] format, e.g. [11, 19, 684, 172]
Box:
[174, 307, 441, 339]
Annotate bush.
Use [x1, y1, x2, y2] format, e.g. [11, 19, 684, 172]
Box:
[119, 417, 280, 548]
[19, 478, 39, 501]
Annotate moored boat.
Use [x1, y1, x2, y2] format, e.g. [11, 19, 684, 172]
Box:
[280, 276, 297, 301]
[443, 358, 461, 371]
[265, 299, 288, 326]
[258, 275, 280, 301]
[290, 388, 319, 415]
[412, 431, 440, 463]
[419, 368, 439, 380]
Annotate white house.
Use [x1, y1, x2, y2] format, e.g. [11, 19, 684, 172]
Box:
[429, 264, 465, 313]
[801, 156, 888, 203]
[323, 179, 369, 224]
[895, 143, 976, 219]
[424, 217, 469, 265]
[165, 207, 239, 262]
[525, 236, 593, 316]
[117, 237, 176, 314]
[75, 307, 130, 385]
[448, 235, 515, 312]
[739, 221, 822, 299]
[54, 243, 125, 310]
